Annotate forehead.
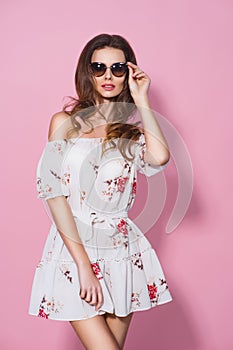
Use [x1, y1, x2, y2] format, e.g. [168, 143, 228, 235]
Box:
[91, 47, 125, 63]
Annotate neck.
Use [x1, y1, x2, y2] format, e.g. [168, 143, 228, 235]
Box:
[93, 101, 115, 123]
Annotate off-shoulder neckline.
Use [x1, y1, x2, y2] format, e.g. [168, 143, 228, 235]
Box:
[47, 136, 107, 143]
[46, 133, 144, 144]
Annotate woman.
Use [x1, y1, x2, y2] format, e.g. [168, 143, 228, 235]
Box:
[28, 33, 173, 350]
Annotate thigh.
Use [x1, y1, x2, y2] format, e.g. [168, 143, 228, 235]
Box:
[69, 314, 121, 350]
[104, 312, 134, 349]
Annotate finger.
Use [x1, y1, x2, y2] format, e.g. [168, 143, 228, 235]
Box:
[127, 62, 145, 77]
[127, 61, 138, 68]
[95, 288, 104, 310]
[132, 73, 146, 81]
[133, 69, 144, 74]
[127, 65, 135, 80]
[127, 63, 140, 74]
[80, 288, 86, 299]
[96, 289, 103, 310]
[127, 64, 134, 73]
[89, 289, 97, 306]
[85, 289, 92, 302]
[133, 71, 145, 78]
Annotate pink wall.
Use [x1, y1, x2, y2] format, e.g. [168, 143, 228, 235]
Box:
[1, 0, 232, 349]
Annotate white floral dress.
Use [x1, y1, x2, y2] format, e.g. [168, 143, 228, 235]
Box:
[28, 133, 173, 321]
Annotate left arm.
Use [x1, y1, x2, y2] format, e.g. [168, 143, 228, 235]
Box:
[127, 61, 170, 166]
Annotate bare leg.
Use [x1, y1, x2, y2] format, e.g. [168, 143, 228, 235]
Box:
[104, 312, 134, 349]
[69, 314, 121, 350]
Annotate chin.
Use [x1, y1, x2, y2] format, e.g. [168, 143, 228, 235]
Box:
[102, 91, 122, 99]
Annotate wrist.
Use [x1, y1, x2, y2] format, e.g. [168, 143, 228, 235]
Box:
[76, 257, 92, 270]
[133, 95, 151, 108]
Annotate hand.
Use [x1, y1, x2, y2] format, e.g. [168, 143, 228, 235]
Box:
[77, 263, 104, 311]
[127, 61, 151, 101]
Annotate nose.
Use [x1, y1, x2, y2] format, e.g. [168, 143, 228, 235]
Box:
[104, 67, 113, 79]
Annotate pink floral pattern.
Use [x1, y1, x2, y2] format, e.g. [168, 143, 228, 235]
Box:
[131, 291, 141, 308]
[102, 174, 129, 199]
[59, 264, 73, 283]
[135, 134, 169, 176]
[38, 294, 64, 319]
[28, 134, 173, 321]
[36, 140, 70, 200]
[117, 176, 128, 192]
[147, 282, 158, 301]
[131, 252, 144, 270]
[117, 219, 128, 236]
[91, 262, 103, 280]
[132, 179, 137, 195]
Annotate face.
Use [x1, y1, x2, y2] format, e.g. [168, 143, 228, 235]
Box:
[90, 47, 127, 103]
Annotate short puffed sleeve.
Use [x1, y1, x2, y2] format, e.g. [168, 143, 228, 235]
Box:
[36, 139, 70, 200]
[135, 133, 170, 177]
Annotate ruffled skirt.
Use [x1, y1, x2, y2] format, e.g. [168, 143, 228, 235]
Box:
[28, 216, 173, 321]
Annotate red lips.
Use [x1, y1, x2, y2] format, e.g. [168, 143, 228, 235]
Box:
[101, 84, 115, 87]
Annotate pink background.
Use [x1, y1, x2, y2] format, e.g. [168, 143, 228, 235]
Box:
[1, 1, 232, 349]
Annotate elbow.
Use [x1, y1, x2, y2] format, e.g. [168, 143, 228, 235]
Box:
[159, 152, 170, 166]
[148, 150, 171, 167]
[144, 149, 171, 167]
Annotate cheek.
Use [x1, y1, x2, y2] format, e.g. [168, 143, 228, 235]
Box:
[93, 78, 98, 87]
[94, 79, 102, 91]
[117, 78, 126, 89]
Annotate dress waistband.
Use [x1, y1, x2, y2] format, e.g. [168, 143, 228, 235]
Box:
[71, 209, 130, 252]
[72, 209, 128, 220]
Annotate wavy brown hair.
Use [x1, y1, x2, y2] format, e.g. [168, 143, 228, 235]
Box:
[62, 33, 143, 161]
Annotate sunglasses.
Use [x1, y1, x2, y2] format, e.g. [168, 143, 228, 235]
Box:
[89, 62, 128, 77]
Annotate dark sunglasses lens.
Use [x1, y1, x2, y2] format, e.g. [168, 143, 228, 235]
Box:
[112, 63, 128, 77]
[90, 63, 106, 77]
[90, 62, 128, 77]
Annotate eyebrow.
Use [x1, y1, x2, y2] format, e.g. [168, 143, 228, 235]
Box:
[91, 61, 126, 64]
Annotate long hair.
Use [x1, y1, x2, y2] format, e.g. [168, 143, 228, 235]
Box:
[62, 33, 143, 161]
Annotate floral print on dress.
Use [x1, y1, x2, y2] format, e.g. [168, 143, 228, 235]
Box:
[64, 169, 71, 185]
[132, 179, 137, 195]
[125, 176, 137, 211]
[117, 218, 128, 236]
[38, 294, 64, 319]
[28, 135, 173, 321]
[130, 276, 170, 311]
[36, 261, 43, 269]
[117, 176, 128, 192]
[135, 133, 169, 177]
[148, 277, 170, 304]
[41, 230, 58, 263]
[88, 160, 100, 177]
[147, 282, 158, 302]
[131, 252, 144, 270]
[111, 218, 131, 249]
[80, 190, 86, 207]
[91, 262, 103, 280]
[59, 264, 73, 283]
[131, 291, 141, 308]
[102, 174, 129, 200]
[86, 155, 132, 202]
[36, 139, 71, 200]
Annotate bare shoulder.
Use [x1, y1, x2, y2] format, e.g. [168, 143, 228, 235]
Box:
[48, 111, 72, 141]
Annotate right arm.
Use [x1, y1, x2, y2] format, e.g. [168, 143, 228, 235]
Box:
[40, 112, 104, 311]
[46, 195, 92, 268]
[46, 195, 104, 311]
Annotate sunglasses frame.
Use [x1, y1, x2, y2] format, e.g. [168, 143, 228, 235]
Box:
[89, 61, 128, 77]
